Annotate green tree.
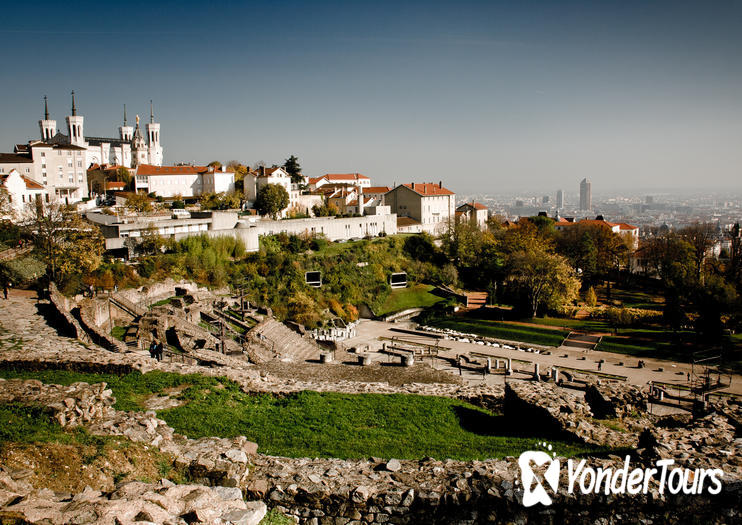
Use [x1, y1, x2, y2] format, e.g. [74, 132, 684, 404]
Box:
[115, 166, 133, 191]
[504, 247, 580, 318]
[255, 184, 290, 219]
[21, 201, 104, 282]
[126, 193, 153, 213]
[207, 160, 222, 169]
[585, 286, 597, 307]
[679, 222, 717, 281]
[137, 224, 166, 256]
[283, 155, 302, 184]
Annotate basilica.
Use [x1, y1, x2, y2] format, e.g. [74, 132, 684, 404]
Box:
[38, 92, 163, 169]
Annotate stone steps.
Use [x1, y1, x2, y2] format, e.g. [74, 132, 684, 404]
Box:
[255, 319, 320, 362]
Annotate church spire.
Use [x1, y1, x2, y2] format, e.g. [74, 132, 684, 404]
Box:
[150, 100, 154, 123]
[123, 104, 127, 126]
[71, 90, 77, 116]
[44, 96, 49, 120]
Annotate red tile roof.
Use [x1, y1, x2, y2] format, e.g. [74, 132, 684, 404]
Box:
[23, 176, 44, 190]
[397, 217, 422, 227]
[457, 201, 487, 211]
[398, 183, 454, 196]
[136, 165, 234, 176]
[323, 173, 369, 181]
[364, 186, 391, 194]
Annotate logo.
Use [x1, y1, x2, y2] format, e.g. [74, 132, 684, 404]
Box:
[517, 444, 724, 507]
[519, 450, 560, 507]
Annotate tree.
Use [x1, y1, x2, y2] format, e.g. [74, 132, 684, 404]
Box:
[679, 222, 716, 280]
[115, 166, 133, 190]
[255, 184, 289, 219]
[207, 160, 222, 169]
[312, 203, 339, 217]
[126, 193, 153, 213]
[20, 201, 104, 282]
[137, 224, 166, 256]
[283, 155, 303, 184]
[0, 187, 13, 219]
[200, 191, 242, 210]
[504, 247, 580, 317]
[585, 286, 597, 307]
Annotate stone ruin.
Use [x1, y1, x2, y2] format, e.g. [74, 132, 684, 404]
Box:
[1, 282, 739, 524]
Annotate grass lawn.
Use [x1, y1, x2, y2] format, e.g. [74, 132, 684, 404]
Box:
[377, 284, 445, 316]
[427, 315, 568, 347]
[595, 285, 664, 311]
[0, 368, 599, 461]
[596, 328, 697, 361]
[516, 316, 612, 332]
[111, 326, 127, 341]
[150, 296, 176, 308]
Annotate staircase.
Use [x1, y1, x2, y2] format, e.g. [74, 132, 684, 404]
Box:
[562, 332, 601, 350]
[465, 291, 488, 309]
[252, 319, 321, 362]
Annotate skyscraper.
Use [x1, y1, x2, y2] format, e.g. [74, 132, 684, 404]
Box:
[579, 178, 591, 211]
[556, 189, 563, 209]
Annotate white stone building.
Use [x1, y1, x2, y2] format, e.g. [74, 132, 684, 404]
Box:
[456, 202, 489, 229]
[308, 173, 371, 190]
[1, 93, 164, 205]
[384, 182, 456, 235]
[134, 165, 235, 198]
[0, 169, 48, 216]
[36, 93, 163, 169]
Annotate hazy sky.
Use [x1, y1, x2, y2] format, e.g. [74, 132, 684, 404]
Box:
[1, 1, 740, 193]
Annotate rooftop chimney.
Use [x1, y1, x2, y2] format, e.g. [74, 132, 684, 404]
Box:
[439, 181, 442, 188]
[221, 165, 226, 172]
[411, 182, 415, 190]
[259, 166, 265, 176]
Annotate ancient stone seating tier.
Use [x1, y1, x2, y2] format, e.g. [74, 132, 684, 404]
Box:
[253, 319, 321, 362]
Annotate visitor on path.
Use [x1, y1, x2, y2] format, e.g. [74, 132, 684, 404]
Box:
[598, 361, 602, 371]
[149, 340, 157, 359]
[155, 341, 164, 361]
[3, 282, 9, 300]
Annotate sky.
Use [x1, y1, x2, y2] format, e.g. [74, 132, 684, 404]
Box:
[1, 0, 741, 194]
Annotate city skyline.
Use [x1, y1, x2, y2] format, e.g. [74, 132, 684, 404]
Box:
[1, 0, 741, 193]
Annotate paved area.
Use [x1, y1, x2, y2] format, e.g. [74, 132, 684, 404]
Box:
[0, 290, 90, 355]
[346, 319, 742, 396]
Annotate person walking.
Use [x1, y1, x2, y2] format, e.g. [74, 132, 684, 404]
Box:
[149, 340, 157, 359]
[3, 282, 9, 300]
[156, 341, 164, 361]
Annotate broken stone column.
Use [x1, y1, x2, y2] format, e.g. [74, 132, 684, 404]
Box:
[534, 363, 540, 381]
[401, 354, 414, 367]
[506, 358, 512, 376]
[553, 367, 560, 384]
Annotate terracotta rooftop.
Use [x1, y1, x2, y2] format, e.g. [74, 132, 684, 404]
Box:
[397, 183, 454, 196]
[136, 165, 234, 176]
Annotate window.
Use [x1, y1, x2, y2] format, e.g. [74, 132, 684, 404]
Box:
[40, 152, 45, 158]
[42, 163, 46, 169]
[67, 151, 72, 156]
[77, 161, 82, 167]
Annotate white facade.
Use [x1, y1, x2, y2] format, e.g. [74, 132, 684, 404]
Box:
[35, 93, 163, 170]
[134, 165, 234, 198]
[308, 173, 371, 189]
[0, 169, 48, 215]
[385, 183, 456, 235]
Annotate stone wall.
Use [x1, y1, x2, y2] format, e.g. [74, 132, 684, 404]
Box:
[48, 282, 90, 343]
[77, 298, 130, 353]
